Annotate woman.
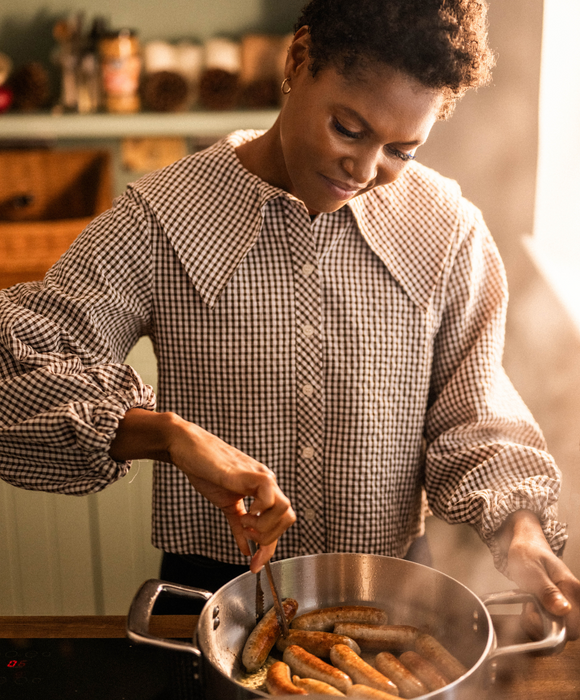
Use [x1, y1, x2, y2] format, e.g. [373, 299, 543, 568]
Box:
[1, 0, 578, 636]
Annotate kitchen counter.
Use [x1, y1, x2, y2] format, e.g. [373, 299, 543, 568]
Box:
[1, 615, 578, 699]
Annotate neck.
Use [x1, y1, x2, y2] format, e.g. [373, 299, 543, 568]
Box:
[235, 119, 292, 194]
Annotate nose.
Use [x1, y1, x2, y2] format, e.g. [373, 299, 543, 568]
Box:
[342, 148, 382, 187]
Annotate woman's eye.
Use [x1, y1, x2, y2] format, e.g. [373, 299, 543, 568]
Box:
[387, 146, 416, 162]
[334, 118, 416, 162]
[334, 120, 363, 139]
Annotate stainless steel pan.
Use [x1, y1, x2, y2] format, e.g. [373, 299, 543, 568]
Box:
[127, 553, 565, 699]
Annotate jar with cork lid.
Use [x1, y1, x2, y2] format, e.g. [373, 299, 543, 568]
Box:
[99, 29, 142, 113]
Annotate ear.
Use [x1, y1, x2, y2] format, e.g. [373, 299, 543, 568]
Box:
[284, 25, 311, 80]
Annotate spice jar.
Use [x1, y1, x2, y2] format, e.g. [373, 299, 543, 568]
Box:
[99, 29, 141, 113]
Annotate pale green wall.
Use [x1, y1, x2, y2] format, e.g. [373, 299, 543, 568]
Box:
[0, 0, 304, 66]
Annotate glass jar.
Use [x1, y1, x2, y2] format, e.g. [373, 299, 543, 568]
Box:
[99, 29, 141, 113]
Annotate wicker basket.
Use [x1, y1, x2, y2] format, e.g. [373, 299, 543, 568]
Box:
[0, 149, 112, 289]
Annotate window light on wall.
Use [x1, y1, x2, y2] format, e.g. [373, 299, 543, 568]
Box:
[528, 0, 580, 330]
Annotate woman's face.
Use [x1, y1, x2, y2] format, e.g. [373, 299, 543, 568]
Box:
[276, 31, 444, 216]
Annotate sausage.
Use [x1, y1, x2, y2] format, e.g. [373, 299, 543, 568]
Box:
[345, 685, 401, 699]
[292, 675, 346, 695]
[333, 623, 419, 652]
[242, 598, 299, 672]
[292, 605, 389, 632]
[374, 651, 428, 698]
[266, 661, 307, 695]
[414, 633, 468, 682]
[398, 650, 450, 692]
[276, 629, 361, 657]
[283, 644, 353, 694]
[329, 644, 399, 696]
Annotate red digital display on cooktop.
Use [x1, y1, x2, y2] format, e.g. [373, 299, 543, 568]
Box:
[1, 637, 184, 699]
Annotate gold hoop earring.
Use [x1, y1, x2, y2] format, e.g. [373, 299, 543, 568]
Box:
[281, 77, 291, 95]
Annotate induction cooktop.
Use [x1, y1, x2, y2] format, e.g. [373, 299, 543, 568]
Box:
[1, 636, 194, 700]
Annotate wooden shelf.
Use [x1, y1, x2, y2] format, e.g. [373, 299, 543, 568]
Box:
[0, 109, 280, 140]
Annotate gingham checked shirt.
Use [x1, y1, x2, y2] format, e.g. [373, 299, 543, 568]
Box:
[0, 130, 566, 572]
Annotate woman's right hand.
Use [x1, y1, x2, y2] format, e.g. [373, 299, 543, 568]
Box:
[109, 408, 296, 572]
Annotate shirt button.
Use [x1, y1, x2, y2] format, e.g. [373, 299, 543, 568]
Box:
[301, 446, 315, 459]
[302, 324, 315, 337]
[302, 383, 314, 397]
[302, 263, 316, 277]
[304, 508, 316, 521]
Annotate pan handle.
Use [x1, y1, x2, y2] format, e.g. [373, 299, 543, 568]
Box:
[482, 589, 566, 662]
[126, 578, 212, 655]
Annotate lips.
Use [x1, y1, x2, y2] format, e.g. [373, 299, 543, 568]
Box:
[320, 174, 361, 200]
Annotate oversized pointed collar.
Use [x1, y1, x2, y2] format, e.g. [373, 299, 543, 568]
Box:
[132, 130, 464, 312]
[348, 165, 463, 312]
[131, 130, 284, 308]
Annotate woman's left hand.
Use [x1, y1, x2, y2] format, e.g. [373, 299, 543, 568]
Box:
[498, 509, 580, 641]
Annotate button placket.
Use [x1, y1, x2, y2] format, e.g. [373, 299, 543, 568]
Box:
[284, 203, 326, 553]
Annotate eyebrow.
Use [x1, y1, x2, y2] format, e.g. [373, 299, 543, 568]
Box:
[338, 105, 423, 147]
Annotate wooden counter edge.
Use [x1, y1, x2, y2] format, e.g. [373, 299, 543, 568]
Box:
[0, 615, 199, 639]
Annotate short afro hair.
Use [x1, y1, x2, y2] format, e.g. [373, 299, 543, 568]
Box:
[295, 0, 495, 118]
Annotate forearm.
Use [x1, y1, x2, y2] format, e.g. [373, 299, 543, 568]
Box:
[109, 408, 261, 486]
[496, 509, 552, 560]
[109, 407, 277, 497]
[109, 407, 181, 463]
[110, 407, 296, 570]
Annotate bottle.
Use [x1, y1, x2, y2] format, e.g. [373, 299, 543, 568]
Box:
[99, 29, 141, 113]
[76, 52, 100, 114]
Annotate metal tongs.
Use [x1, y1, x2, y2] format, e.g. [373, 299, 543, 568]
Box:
[247, 540, 289, 638]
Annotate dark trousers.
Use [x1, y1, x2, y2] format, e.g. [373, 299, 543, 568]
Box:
[154, 535, 432, 615]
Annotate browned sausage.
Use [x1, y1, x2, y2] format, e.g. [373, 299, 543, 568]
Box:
[276, 629, 361, 657]
[292, 605, 389, 632]
[283, 644, 353, 694]
[414, 633, 468, 682]
[333, 623, 419, 652]
[242, 598, 299, 672]
[398, 650, 450, 692]
[329, 644, 399, 696]
[345, 685, 401, 699]
[374, 651, 428, 698]
[292, 675, 346, 695]
[266, 661, 307, 695]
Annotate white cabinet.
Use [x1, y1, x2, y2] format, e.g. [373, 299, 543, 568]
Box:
[0, 337, 161, 614]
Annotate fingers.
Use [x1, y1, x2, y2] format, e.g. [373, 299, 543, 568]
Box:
[535, 558, 580, 640]
[520, 601, 544, 641]
[557, 578, 580, 640]
[507, 544, 580, 641]
[539, 584, 572, 617]
[247, 470, 290, 520]
[168, 419, 296, 564]
[239, 470, 296, 545]
[241, 500, 296, 546]
[249, 541, 278, 573]
[501, 512, 580, 642]
[223, 506, 279, 572]
[218, 471, 294, 570]
[221, 503, 254, 557]
[521, 577, 580, 642]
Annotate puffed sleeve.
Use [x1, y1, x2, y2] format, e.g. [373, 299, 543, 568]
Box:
[424, 204, 567, 573]
[0, 189, 157, 495]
